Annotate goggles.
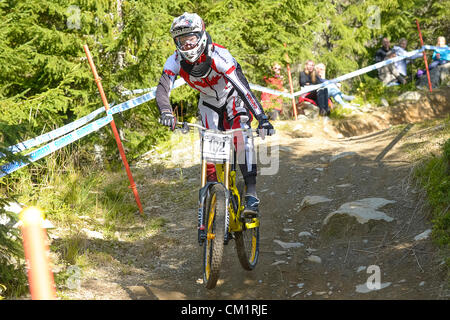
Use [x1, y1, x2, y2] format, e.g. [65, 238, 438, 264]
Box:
[175, 32, 201, 51]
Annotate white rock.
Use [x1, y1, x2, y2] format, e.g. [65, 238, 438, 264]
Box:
[397, 91, 422, 102]
[419, 281, 425, 287]
[272, 260, 288, 266]
[356, 266, 367, 273]
[81, 228, 104, 240]
[355, 282, 391, 293]
[336, 184, 352, 188]
[414, 229, 432, 241]
[273, 239, 304, 249]
[323, 198, 395, 225]
[315, 167, 324, 172]
[380, 98, 389, 107]
[283, 228, 295, 232]
[291, 291, 303, 297]
[274, 251, 287, 255]
[306, 248, 318, 254]
[300, 196, 332, 208]
[298, 231, 313, 238]
[297, 283, 305, 289]
[306, 255, 322, 263]
[330, 152, 357, 162]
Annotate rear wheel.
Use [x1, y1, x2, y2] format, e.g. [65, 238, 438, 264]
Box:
[235, 181, 260, 270]
[203, 184, 227, 289]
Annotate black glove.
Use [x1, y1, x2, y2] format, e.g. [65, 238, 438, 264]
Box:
[159, 112, 176, 131]
[257, 115, 275, 137]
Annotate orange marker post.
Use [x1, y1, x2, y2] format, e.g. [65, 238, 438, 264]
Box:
[83, 45, 144, 215]
[20, 207, 56, 300]
[416, 19, 433, 92]
[284, 43, 298, 120]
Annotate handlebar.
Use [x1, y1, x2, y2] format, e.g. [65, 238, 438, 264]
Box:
[176, 121, 258, 134]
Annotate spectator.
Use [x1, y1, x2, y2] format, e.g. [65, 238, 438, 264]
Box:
[375, 37, 391, 63]
[429, 36, 450, 70]
[315, 63, 355, 108]
[378, 50, 407, 86]
[392, 38, 422, 80]
[261, 63, 285, 120]
[299, 60, 330, 116]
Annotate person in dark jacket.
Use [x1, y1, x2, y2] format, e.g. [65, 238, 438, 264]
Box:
[299, 60, 329, 116]
[375, 37, 391, 63]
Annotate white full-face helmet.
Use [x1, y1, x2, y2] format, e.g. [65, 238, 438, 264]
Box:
[170, 12, 208, 63]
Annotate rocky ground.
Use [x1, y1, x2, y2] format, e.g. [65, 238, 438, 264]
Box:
[13, 87, 449, 300]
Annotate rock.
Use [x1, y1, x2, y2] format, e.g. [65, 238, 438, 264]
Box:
[291, 291, 303, 297]
[273, 239, 304, 249]
[397, 91, 423, 102]
[272, 260, 288, 266]
[355, 282, 391, 293]
[336, 183, 352, 188]
[274, 250, 287, 255]
[81, 228, 104, 240]
[323, 198, 395, 225]
[329, 152, 357, 162]
[416, 63, 450, 88]
[306, 255, 322, 263]
[414, 229, 432, 241]
[298, 231, 313, 238]
[315, 167, 324, 172]
[356, 266, 367, 273]
[300, 196, 332, 208]
[297, 283, 305, 289]
[380, 98, 389, 107]
[283, 228, 295, 232]
[440, 62, 450, 86]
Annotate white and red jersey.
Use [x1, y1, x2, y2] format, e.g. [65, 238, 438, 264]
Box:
[156, 43, 264, 120]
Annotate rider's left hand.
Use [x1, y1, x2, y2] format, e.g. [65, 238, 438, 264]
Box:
[257, 115, 275, 137]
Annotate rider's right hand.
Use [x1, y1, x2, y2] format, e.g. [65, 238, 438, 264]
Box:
[159, 112, 176, 131]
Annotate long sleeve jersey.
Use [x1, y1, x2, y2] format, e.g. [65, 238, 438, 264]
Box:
[155, 43, 265, 120]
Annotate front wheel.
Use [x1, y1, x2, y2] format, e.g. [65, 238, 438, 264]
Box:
[203, 184, 227, 289]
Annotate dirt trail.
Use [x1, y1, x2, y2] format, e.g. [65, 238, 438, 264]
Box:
[62, 88, 450, 300]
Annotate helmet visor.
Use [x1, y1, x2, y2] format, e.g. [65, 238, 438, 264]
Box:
[175, 32, 201, 51]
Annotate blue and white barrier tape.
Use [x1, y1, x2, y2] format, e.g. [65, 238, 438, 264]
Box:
[120, 46, 442, 100]
[292, 48, 426, 97]
[1, 105, 111, 157]
[0, 114, 113, 178]
[1, 45, 443, 178]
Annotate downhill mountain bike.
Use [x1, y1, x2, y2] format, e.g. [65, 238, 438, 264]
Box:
[177, 121, 262, 290]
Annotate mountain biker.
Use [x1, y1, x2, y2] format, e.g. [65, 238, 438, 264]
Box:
[155, 12, 274, 217]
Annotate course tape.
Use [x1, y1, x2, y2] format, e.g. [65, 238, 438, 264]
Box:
[1, 105, 109, 157]
[1, 45, 442, 178]
[120, 46, 441, 100]
[0, 114, 113, 178]
[291, 48, 426, 97]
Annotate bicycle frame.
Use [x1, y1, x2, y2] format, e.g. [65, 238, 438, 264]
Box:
[178, 122, 259, 246]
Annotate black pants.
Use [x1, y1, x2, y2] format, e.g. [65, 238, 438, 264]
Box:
[305, 88, 329, 112]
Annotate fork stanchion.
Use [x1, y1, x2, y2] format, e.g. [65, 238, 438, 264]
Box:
[83, 44, 144, 215]
[20, 207, 56, 300]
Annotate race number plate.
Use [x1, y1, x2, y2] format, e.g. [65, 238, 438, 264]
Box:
[202, 131, 232, 163]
